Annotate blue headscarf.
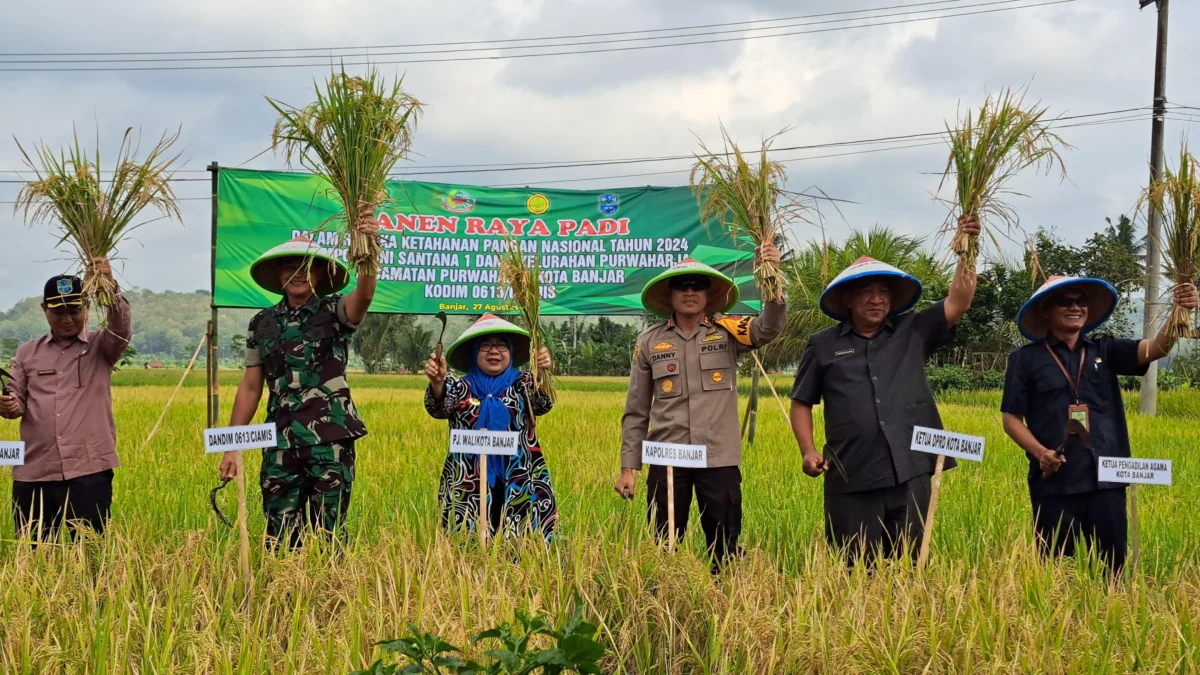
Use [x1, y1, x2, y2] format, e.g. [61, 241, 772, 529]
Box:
[464, 336, 520, 487]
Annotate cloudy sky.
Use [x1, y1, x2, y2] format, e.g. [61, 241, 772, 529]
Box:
[1, 0, 1196, 309]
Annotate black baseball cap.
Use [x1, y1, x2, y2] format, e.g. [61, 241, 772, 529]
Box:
[43, 275, 84, 308]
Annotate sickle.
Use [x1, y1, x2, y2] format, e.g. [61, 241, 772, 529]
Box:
[209, 478, 234, 528]
[434, 311, 448, 359]
[0, 366, 12, 395]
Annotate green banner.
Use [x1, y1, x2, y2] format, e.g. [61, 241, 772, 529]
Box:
[215, 168, 760, 315]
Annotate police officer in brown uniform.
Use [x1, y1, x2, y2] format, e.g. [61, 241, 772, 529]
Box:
[615, 244, 784, 570]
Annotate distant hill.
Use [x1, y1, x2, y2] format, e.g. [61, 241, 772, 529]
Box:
[0, 289, 257, 364]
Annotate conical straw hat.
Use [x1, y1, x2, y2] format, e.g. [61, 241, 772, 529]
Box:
[819, 256, 922, 321]
[640, 258, 739, 318]
[249, 236, 350, 296]
[1017, 275, 1118, 341]
[445, 313, 532, 373]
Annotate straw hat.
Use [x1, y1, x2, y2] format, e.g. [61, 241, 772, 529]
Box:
[819, 256, 923, 321]
[445, 314, 531, 373]
[249, 236, 350, 296]
[640, 258, 739, 318]
[1017, 275, 1118, 341]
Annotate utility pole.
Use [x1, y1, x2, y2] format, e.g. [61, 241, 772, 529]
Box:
[1139, 0, 1168, 416]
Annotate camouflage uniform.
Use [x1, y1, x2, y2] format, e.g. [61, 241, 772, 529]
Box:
[245, 293, 366, 548]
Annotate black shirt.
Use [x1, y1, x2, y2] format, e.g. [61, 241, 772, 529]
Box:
[791, 301, 957, 494]
[1001, 334, 1147, 497]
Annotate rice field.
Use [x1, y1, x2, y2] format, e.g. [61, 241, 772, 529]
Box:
[2, 372, 1199, 673]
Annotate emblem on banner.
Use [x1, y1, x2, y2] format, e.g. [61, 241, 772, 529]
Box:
[711, 371, 723, 384]
[526, 193, 550, 215]
[653, 341, 674, 351]
[599, 193, 619, 215]
[441, 189, 476, 213]
[661, 378, 675, 394]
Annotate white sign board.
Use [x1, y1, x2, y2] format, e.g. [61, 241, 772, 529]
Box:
[204, 423, 278, 454]
[1098, 457, 1172, 486]
[641, 441, 708, 469]
[910, 426, 985, 463]
[0, 441, 25, 466]
[450, 429, 520, 456]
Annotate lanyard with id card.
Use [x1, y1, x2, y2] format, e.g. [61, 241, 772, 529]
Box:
[1044, 342, 1089, 430]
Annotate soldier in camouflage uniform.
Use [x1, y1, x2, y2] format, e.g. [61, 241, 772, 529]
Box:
[220, 211, 378, 550]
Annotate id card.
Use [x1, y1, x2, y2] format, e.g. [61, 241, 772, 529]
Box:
[1068, 403, 1089, 430]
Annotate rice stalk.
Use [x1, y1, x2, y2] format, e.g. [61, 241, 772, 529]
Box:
[268, 65, 423, 278]
[938, 87, 1069, 269]
[13, 126, 182, 306]
[690, 126, 808, 303]
[1136, 141, 1200, 340]
[498, 235, 554, 401]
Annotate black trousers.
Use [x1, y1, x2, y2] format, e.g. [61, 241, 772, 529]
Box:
[647, 465, 742, 568]
[1032, 488, 1127, 573]
[11, 469, 114, 542]
[824, 475, 931, 565]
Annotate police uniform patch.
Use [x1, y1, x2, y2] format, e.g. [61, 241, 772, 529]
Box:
[717, 316, 755, 346]
[667, 364, 676, 372]
[661, 378, 674, 394]
[654, 341, 675, 351]
[701, 331, 724, 343]
[632, 344, 640, 360]
[711, 371, 723, 384]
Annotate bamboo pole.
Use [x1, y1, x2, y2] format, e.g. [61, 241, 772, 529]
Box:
[138, 334, 207, 455]
[479, 455, 489, 547]
[747, 368, 761, 446]
[917, 455, 947, 570]
[666, 467, 675, 553]
[751, 351, 789, 420]
[1129, 485, 1140, 573]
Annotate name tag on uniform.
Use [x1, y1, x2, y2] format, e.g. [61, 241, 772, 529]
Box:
[1097, 457, 1171, 486]
[0, 441, 24, 466]
[450, 429, 519, 456]
[642, 441, 707, 468]
[203, 423, 278, 453]
[37, 370, 56, 376]
[834, 349, 854, 357]
[911, 426, 985, 462]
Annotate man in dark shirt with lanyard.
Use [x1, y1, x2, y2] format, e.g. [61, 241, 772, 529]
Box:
[790, 217, 979, 564]
[1002, 276, 1197, 573]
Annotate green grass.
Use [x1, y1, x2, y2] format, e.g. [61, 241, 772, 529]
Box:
[2, 375, 1198, 673]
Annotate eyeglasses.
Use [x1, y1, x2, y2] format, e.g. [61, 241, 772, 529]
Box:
[479, 342, 510, 354]
[1051, 295, 1088, 309]
[668, 277, 711, 292]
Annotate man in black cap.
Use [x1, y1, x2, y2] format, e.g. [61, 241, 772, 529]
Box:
[0, 259, 131, 541]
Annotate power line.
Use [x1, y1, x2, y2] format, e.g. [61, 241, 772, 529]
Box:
[1, 1, 1019, 65]
[0, 0, 1075, 72]
[0, 0, 969, 58]
[0, 107, 1157, 180]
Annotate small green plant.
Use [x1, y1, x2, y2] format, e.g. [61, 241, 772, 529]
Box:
[354, 601, 604, 675]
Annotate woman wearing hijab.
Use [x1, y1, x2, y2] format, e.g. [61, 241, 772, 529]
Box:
[424, 314, 557, 541]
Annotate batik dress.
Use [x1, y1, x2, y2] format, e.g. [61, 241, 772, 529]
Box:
[424, 371, 557, 541]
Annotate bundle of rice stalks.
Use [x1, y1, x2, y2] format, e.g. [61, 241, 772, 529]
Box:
[14, 127, 182, 306]
[691, 127, 804, 303]
[1137, 143, 1200, 340]
[939, 87, 1069, 269]
[498, 236, 554, 401]
[268, 66, 422, 277]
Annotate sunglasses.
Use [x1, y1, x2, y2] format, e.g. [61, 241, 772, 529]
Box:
[478, 342, 510, 354]
[668, 277, 711, 292]
[1050, 295, 1089, 309]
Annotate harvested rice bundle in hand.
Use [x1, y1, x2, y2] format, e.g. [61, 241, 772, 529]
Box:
[498, 235, 554, 400]
[15, 127, 182, 306]
[940, 87, 1069, 270]
[268, 66, 422, 277]
[691, 127, 804, 304]
[1137, 142, 1200, 339]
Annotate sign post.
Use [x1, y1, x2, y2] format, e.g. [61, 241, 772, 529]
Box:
[0, 441, 25, 467]
[205, 423, 276, 589]
[1097, 456, 1173, 571]
[641, 441, 707, 552]
[910, 426, 986, 569]
[451, 429, 520, 547]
